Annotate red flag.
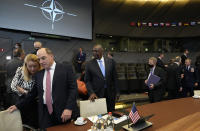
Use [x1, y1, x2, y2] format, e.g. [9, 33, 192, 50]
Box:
[130, 22, 136, 26]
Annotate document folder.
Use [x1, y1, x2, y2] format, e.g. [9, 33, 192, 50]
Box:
[147, 74, 160, 87]
[80, 98, 107, 117]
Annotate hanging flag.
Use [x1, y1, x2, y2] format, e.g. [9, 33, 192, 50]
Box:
[178, 22, 182, 26]
[142, 22, 147, 26]
[153, 23, 159, 27]
[171, 22, 177, 27]
[129, 104, 140, 124]
[148, 22, 153, 27]
[190, 22, 196, 26]
[197, 21, 200, 25]
[165, 23, 171, 27]
[130, 22, 136, 26]
[137, 22, 141, 27]
[160, 22, 165, 27]
[184, 23, 189, 26]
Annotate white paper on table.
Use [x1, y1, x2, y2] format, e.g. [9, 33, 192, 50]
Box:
[87, 114, 128, 124]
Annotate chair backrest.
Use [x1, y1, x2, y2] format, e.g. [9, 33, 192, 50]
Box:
[0, 110, 23, 131]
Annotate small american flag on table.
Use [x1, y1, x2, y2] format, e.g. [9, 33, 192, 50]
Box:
[129, 104, 140, 124]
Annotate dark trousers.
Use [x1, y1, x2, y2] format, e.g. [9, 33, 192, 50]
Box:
[182, 86, 194, 97]
[168, 89, 178, 100]
[19, 95, 39, 128]
[104, 88, 115, 112]
[41, 105, 71, 129]
[148, 90, 163, 103]
[41, 105, 61, 129]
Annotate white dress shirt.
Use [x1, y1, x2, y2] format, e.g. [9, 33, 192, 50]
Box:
[43, 61, 56, 104]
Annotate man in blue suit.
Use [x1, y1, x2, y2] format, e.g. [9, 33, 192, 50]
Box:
[181, 58, 198, 97]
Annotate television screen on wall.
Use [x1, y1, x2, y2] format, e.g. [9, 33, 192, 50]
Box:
[0, 0, 92, 39]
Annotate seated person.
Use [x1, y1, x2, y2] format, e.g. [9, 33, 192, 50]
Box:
[11, 54, 41, 128]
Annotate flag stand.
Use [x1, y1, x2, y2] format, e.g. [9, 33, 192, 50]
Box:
[127, 116, 130, 128]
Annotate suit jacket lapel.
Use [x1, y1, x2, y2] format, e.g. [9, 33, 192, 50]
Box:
[52, 64, 59, 92]
[154, 67, 158, 76]
[104, 58, 109, 78]
[38, 70, 45, 103]
[39, 70, 45, 89]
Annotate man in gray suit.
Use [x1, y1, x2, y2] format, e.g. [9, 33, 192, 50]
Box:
[85, 44, 120, 112]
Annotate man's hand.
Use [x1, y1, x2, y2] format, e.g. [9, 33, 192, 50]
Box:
[179, 87, 183, 92]
[61, 109, 72, 123]
[181, 74, 184, 79]
[145, 79, 148, 85]
[195, 82, 198, 87]
[8, 105, 17, 113]
[88, 93, 98, 101]
[17, 86, 28, 94]
[149, 84, 154, 89]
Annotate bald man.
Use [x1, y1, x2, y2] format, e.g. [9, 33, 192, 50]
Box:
[9, 48, 78, 129]
[85, 44, 119, 112]
[32, 41, 42, 54]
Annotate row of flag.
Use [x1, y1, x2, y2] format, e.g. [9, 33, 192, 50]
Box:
[130, 21, 200, 27]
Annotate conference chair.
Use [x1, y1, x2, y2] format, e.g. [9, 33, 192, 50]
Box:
[0, 109, 23, 131]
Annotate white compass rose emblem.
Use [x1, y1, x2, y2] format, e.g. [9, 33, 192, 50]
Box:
[24, 0, 77, 30]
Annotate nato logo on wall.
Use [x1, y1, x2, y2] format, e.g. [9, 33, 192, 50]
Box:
[0, 0, 92, 39]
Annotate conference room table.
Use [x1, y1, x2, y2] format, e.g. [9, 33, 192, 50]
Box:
[47, 97, 200, 131]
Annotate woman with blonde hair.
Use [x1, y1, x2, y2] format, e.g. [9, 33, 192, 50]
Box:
[11, 54, 41, 128]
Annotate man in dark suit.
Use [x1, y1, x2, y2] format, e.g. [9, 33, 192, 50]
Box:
[5, 48, 24, 106]
[8, 48, 78, 129]
[145, 57, 166, 103]
[181, 49, 189, 65]
[32, 41, 42, 54]
[76, 47, 86, 73]
[166, 56, 182, 99]
[157, 53, 166, 70]
[180, 58, 198, 97]
[85, 44, 119, 112]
